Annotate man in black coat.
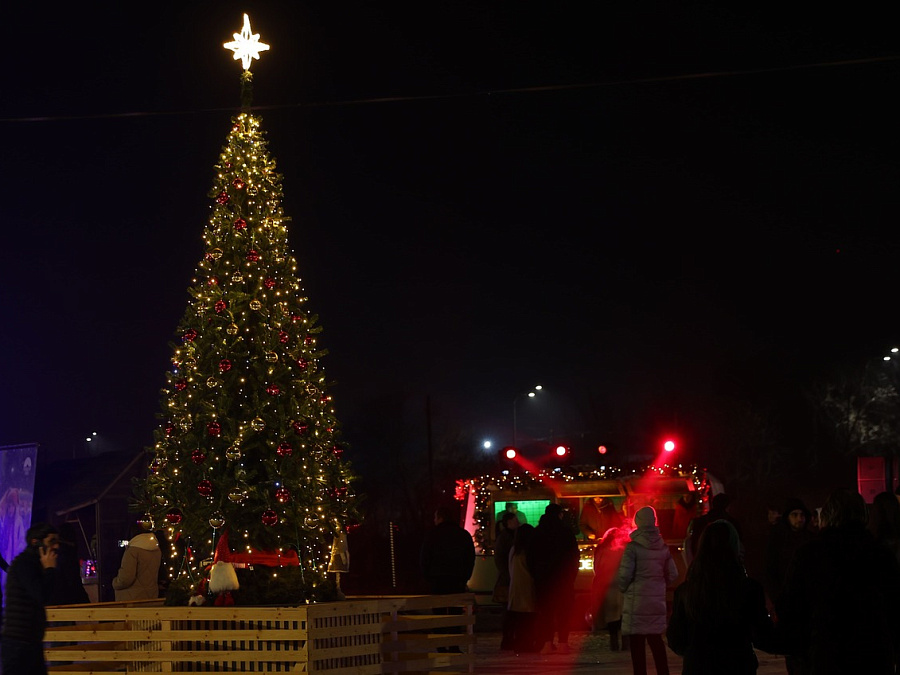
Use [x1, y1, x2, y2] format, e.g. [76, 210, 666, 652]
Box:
[420, 504, 475, 595]
[1, 522, 60, 675]
[528, 503, 579, 654]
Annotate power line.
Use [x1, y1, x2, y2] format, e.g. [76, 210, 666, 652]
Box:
[2, 54, 898, 124]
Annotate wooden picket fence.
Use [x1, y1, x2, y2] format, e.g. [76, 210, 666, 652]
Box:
[44, 594, 475, 674]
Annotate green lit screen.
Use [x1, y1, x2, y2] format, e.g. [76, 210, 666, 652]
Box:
[495, 500, 550, 527]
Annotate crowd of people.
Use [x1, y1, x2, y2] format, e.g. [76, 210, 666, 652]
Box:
[477, 486, 900, 675]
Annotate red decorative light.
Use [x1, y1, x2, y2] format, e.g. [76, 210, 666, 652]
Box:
[598, 445, 608, 455]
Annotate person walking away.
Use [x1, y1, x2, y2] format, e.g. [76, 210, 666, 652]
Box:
[494, 511, 518, 649]
[420, 504, 476, 652]
[505, 524, 539, 653]
[778, 488, 900, 675]
[528, 503, 579, 654]
[1, 522, 60, 675]
[592, 525, 629, 650]
[616, 506, 678, 675]
[112, 525, 162, 601]
[667, 520, 781, 674]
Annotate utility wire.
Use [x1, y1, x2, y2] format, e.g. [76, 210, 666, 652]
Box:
[2, 54, 898, 124]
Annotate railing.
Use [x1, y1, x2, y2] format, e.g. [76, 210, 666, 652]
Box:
[44, 594, 475, 674]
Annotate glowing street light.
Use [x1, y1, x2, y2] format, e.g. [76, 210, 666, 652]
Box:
[513, 385, 543, 448]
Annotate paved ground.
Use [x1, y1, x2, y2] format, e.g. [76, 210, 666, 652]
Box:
[473, 630, 789, 674]
[470, 603, 789, 675]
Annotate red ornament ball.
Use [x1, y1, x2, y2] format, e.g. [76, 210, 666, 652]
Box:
[234, 217, 247, 230]
[166, 509, 183, 525]
[208, 276, 219, 286]
[164, 422, 175, 437]
[292, 422, 309, 435]
[219, 359, 232, 373]
[233, 178, 245, 190]
[332, 446, 344, 458]
[198, 480, 213, 497]
[214, 300, 227, 314]
[264, 278, 276, 289]
[275, 487, 291, 504]
[279, 331, 289, 344]
[191, 449, 207, 464]
[296, 358, 308, 370]
[266, 385, 281, 396]
[175, 379, 187, 392]
[216, 191, 229, 205]
[246, 249, 260, 262]
[304, 335, 314, 346]
[183, 329, 198, 342]
[261, 510, 278, 526]
[277, 442, 293, 457]
[207, 422, 222, 437]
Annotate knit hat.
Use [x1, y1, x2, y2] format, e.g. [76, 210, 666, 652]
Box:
[634, 506, 657, 528]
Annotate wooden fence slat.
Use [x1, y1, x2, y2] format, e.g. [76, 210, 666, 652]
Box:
[44, 594, 475, 674]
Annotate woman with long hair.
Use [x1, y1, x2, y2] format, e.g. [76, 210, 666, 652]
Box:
[667, 519, 779, 674]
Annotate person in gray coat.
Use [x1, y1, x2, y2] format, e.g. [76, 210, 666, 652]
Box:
[616, 506, 678, 675]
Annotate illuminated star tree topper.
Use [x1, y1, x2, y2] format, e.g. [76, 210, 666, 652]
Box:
[224, 13, 270, 71]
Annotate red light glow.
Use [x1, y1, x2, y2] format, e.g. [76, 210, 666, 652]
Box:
[663, 440, 676, 452]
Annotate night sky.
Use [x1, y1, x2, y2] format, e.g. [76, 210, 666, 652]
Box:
[2, 3, 899, 475]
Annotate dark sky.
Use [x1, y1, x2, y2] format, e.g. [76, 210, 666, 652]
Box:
[2, 2, 899, 471]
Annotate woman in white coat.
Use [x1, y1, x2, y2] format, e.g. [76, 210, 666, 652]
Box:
[616, 506, 678, 675]
[112, 529, 162, 601]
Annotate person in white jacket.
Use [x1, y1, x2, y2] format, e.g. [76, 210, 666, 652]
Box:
[112, 529, 161, 601]
[616, 506, 678, 675]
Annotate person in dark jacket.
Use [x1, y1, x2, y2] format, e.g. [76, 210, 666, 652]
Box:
[528, 503, 579, 655]
[1, 522, 60, 675]
[667, 519, 780, 674]
[778, 488, 900, 675]
[420, 504, 475, 594]
[688, 493, 742, 558]
[765, 497, 815, 610]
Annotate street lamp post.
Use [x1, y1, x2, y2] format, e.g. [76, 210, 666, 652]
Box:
[512, 385, 543, 448]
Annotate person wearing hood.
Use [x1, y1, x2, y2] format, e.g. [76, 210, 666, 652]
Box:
[616, 506, 678, 675]
[764, 497, 814, 615]
[112, 526, 162, 601]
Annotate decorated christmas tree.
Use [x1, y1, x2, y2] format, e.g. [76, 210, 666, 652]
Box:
[133, 15, 356, 605]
